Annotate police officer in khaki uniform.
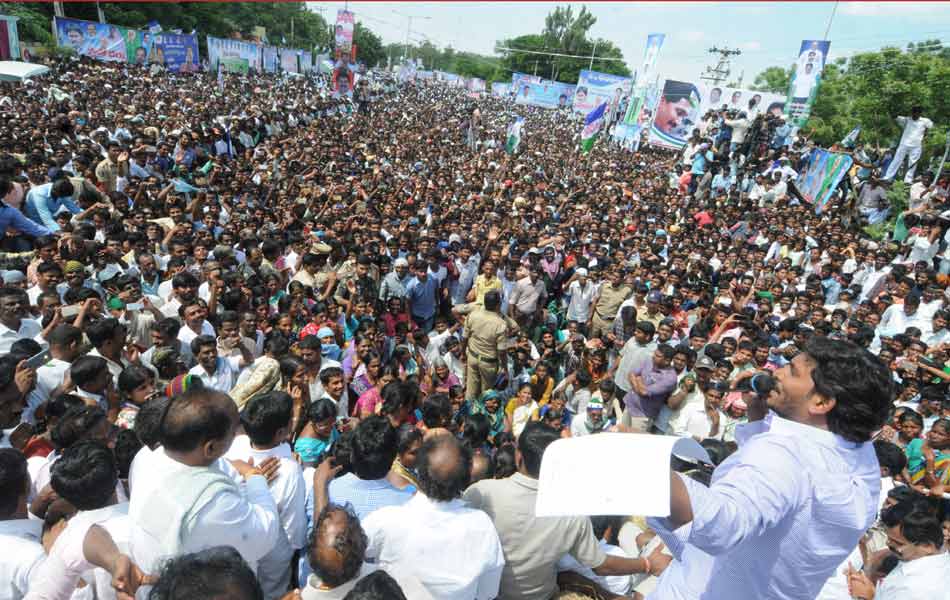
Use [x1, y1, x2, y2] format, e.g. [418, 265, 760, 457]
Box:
[588, 268, 632, 339]
[463, 290, 509, 401]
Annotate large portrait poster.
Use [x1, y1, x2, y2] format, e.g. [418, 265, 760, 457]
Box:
[335, 10, 355, 55]
[784, 39, 831, 128]
[648, 79, 701, 149]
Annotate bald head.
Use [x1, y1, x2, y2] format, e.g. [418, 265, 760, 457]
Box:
[160, 388, 237, 458]
[470, 451, 494, 485]
[309, 504, 366, 588]
[416, 434, 472, 501]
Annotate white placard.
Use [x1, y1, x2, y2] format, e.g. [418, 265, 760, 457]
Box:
[536, 433, 710, 518]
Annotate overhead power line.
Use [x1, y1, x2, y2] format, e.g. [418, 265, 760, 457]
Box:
[494, 45, 626, 63]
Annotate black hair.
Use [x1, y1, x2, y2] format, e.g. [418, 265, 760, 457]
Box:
[118, 364, 153, 396]
[51, 406, 107, 450]
[421, 393, 451, 428]
[309, 504, 368, 588]
[380, 381, 417, 417]
[395, 423, 423, 454]
[804, 337, 894, 443]
[171, 272, 200, 290]
[518, 421, 561, 478]
[881, 499, 945, 549]
[51, 440, 117, 511]
[161, 388, 235, 453]
[874, 440, 907, 477]
[320, 366, 344, 386]
[85, 317, 124, 349]
[69, 355, 109, 388]
[147, 546, 263, 600]
[48, 323, 82, 348]
[415, 435, 472, 501]
[493, 444, 517, 478]
[0, 448, 28, 518]
[114, 428, 143, 479]
[343, 570, 407, 600]
[483, 290, 501, 312]
[461, 413, 491, 449]
[350, 416, 398, 480]
[151, 317, 182, 339]
[135, 396, 169, 449]
[308, 397, 338, 425]
[241, 391, 292, 447]
[190, 334, 217, 357]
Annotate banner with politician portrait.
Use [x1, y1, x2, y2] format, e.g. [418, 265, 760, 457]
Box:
[55, 17, 129, 63]
[573, 70, 633, 118]
[280, 48, 299, 73]
[335, 10, 355, 55]
[515, 81, 576, 110]
[699, 85, 785, 119]
[796, 148, 853, 214]
[784, 39, 830, 128]
[648, 79, 701, 149]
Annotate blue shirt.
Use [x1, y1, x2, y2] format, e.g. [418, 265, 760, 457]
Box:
[691, 150, 712, 176]
[24, 183, 82, 232]
[406, 275, 439, 319]
[326, 473, 414, 520]
[0, 204, 53, 240]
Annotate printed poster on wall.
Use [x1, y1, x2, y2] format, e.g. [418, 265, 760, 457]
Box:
[699, 85, 786, 119]
[263, 46, 279, 73]
[280, 47, 299, 73]
[152, 33, 200, 72]
[784, 39, 831, 128]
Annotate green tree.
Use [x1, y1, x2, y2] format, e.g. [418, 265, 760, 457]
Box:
[353, 22, 383, 67]
[497, 5, 629, 83]
[751, 66, 790, 94]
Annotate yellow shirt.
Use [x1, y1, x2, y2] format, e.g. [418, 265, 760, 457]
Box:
[474, 274, 502, 305]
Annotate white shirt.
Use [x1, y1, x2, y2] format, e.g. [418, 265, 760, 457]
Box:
[557, 540, 632, 596]
[188, 356, 242, 393]
[566, 280, 599, 322]
[0, 318, 42, 354]
[177, 320, 216, 348]
[224, 436, 307, 599]
[648, 412, 880, 600]
[24, 503, 130, 600]
[876, 552, 950, 600]
[814, 544, 863, 600]
[23, 358, 70, 425]
[363, 493, 504, 600]
[897, 115, 933, 148]
[0, 519, 45, 600]
[128, 446, 281, 579]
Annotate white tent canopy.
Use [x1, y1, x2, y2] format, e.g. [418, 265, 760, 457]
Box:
[0, 61, 49, 82]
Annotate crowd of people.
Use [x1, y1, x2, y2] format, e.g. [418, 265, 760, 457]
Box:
[0, 50, 948, 600]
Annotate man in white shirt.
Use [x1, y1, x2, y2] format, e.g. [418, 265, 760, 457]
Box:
[0, 449, 45, 600]
[300, 503, 434, 600]
[128, 387, 281, 585]
[363, 435, 504, 600]
[176, 301, 216, 349]
[23, 323, 82, 425]
[24, 440, 133, 600]
[846, 497, 950, 600]
[650, 337, 893, 600]
[225, 391, 307, 600]
[565, 268, 598, 325]
[188, 335, 246, 393]
[0, 287, 42, 354]
[884, 106, 933, 184]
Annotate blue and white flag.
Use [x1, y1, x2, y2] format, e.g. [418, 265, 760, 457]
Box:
[581, 102, 608, 154]
[147, 20, 162, 34]
[840, 126, 861, 149]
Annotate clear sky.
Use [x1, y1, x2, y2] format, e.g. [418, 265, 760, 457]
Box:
[308, 1, 950, 83]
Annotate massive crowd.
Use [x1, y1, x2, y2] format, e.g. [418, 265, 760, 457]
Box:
[0, 52, 948, 600]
